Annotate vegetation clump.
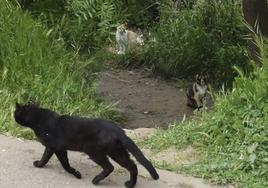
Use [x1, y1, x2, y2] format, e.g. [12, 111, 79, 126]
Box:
[0, 1, 119, 139]
[1, 0, 266, 187]
[144, 37, 268, 187]
[17, 0, 250, 86]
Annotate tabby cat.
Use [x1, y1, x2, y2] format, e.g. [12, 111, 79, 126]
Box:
[116, 24, 144, 54]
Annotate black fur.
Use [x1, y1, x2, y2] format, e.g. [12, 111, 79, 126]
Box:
[14, 103, 159, 188]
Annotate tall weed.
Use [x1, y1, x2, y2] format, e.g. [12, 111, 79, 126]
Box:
[144, 36, 268, 187]
[142, 0, 249, 86]
[17, 0, 161, 52]
[0, 1, 120, 139]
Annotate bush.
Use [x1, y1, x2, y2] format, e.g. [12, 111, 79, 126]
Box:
[144, 36, 268, 187]
[0, 1, 119, 139]
[16, 0, 249, 87]
[143, 0, 249, 86]
[17, 0, 162, 52]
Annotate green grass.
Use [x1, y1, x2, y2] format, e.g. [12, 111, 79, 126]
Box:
[2, 1, 268, 187]
[0, 1, 122, 139]
[117, 0, 250, 87]
[143, 37, 268, 187]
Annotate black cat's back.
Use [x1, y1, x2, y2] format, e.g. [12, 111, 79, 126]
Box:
[56, 115, 125, 138]
[55, 115, 125, 151]
[57, 115, 123, 133]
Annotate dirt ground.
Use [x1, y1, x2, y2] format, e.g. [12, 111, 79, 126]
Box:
[96, 68, 194, 129]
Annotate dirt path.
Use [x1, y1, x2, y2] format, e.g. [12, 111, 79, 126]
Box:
[96, 68, 193, 129]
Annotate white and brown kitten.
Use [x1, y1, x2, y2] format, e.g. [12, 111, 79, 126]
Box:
[186, 74, 208, 109]
[116, 25, 144, 54]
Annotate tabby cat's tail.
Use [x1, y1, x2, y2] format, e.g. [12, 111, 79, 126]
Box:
[119, 134, 159, 180]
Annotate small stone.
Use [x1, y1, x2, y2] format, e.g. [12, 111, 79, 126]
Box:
[128, 71, 134, 75]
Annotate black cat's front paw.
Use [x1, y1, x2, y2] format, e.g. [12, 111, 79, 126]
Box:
[73, 170, 82, 179]
[33, 160, 44, 168]
[125, 180, 135, 188]
[92, 176, 101, 185]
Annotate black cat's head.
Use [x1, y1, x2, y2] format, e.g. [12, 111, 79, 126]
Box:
[195, 74, 208, 86]
[14, 102, 40, 128]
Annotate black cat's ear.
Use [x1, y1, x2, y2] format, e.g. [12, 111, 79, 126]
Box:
[28, 99, 40, 107]
[15, 102, 21, 109]
[33, 101, 40, 106]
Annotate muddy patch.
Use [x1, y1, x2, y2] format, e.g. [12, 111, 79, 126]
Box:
[97, 68, 193, 129]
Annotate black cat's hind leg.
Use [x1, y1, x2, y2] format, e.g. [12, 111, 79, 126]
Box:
[109, 148, 138, 188]
[89, 154, 114, 185]
[55, 150, 82, 179]
[34, 147, 54, 168]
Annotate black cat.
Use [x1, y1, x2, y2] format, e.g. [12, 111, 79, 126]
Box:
[14, 103, 159, 188]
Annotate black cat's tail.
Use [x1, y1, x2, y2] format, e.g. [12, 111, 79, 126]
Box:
[119, 134, 159, 180]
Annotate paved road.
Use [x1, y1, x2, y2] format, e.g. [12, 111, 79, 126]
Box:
[0, 135, 232, 188]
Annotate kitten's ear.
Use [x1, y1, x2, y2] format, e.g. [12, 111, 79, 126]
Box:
[195, 74, 199, 80]
[204, 74, 209, 82]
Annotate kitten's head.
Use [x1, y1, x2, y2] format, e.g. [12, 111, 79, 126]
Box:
[117, 24, 126, 33]
[195, 74, 208, 86]
[136, 29, 145, 45]
[14, 102, 40, 128]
